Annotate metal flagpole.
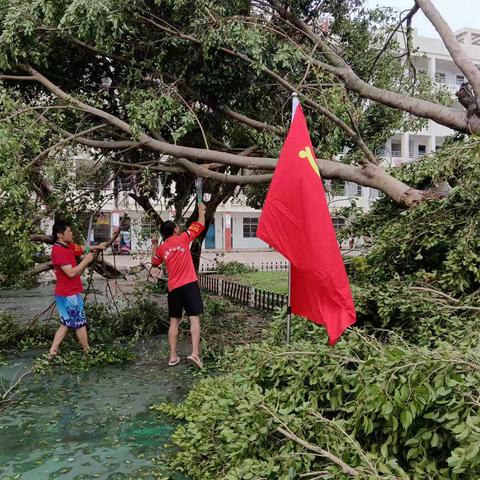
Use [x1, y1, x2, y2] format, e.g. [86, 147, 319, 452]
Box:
[87, 214, 94, 247]
[286, 93, 300, 344]
[195, 177, 203, 203]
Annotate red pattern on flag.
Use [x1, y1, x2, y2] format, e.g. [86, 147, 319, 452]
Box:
[256, 105, 356, 344]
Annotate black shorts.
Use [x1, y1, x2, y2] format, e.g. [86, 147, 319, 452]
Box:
[168, 281, 204, 318]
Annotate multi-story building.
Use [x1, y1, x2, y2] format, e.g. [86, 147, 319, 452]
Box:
[385, 28, 480, 165]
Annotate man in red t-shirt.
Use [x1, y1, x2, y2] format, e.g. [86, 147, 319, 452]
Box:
[48, 220, 106, 358]
[151, 203, 206, 368]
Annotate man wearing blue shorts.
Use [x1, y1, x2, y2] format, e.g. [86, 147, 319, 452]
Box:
[48, 220, 105, 358]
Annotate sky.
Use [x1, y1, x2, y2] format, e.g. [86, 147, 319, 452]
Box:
[366, 0, 480, 37]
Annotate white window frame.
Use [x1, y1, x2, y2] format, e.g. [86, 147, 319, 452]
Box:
[243, 217, 258, 238]
[332, 217, 346, 231]
[391, 142, 401, 157]
[435, 72, 446, 84]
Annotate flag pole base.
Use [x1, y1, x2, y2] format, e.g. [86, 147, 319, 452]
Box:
[286, 308, 292, 344]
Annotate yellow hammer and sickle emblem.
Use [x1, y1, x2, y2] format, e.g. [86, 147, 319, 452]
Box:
[298, 146, 320, 176]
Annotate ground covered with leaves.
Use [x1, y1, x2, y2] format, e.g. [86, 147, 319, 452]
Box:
[154, 140, 480, 480]
[0, 286, 266, 415]
[157, 316, 480, 479]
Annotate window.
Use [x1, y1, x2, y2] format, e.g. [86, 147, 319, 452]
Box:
[435, 72, 446, 84]
[332, 217, 346, 231]
[456, 74, 465, 85]
[391, 142, 401, 157]
[472, 33, 480, 46]
[357, 185, 362, 196]
[115, 175, 134, 192]
[94, 224, 111, 243]
[243, 217, 258, 238]
[140, 217, 155, 239]
[418, 145, 426, 156]
[331, 180, 345, 195]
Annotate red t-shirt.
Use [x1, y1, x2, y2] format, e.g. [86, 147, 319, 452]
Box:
[152, 222, 204, 292]
[68, 243, 85, 257]
[51, 243, 84, 296]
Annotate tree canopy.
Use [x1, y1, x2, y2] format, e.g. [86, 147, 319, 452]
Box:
[0, 0, 476, 284]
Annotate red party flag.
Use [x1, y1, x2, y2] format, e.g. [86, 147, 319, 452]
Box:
[256, 105, 356, 344]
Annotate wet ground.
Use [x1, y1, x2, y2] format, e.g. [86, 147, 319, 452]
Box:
[0, 337, 193, 480]
[0, 277, 159, 324]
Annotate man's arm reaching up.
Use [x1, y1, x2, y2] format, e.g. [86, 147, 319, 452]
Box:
[151, 233, 162, 268]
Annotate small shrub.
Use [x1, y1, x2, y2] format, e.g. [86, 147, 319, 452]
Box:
[85, 302, 121, 344]
[120, 298, 169, 336]
[203, 296, 231, 318]
[0, 311, 54, 350]
[142, 278, 169, 295]
[216, 261, 255, 275]
[0, 312, 20, 347]
[17, 324, 55, 349]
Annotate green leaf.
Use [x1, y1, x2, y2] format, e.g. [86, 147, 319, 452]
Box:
[400, 411, 413, 430]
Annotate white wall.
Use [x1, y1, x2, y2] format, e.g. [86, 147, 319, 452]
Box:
[129, 213, 150, 253]
[231, 212, 268, 249]
[214, 212, 224, 250]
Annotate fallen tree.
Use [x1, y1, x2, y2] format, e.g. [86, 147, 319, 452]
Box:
[0, 0, 469, 205]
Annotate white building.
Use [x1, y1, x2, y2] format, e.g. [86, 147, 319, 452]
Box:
[90, 179, 378, 254]
[385, 28, 480, 165]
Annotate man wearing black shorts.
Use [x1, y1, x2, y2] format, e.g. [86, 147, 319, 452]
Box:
[151, 203, 206, 368]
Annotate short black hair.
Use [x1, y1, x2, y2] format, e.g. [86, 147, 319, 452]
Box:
[160, 221, 176, 240]
[52, 220, 71, 241]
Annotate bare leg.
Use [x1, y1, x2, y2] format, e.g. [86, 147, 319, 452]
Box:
[49, 325, 69, 357]
[75, 326, 90, 352]
[189, 316, 201, 359]
[169, 318, 181, 362]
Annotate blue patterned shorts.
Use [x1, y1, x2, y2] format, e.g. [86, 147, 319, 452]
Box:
[55, 294, 87, 329]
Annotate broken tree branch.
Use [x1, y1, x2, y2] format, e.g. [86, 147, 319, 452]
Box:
[140, 18, 378, 164]
[277, 426, 359, 476]
[20, 64, 276, 169]
[10, 65, 440, 206]
[267, 0, 474, 133]
[369, 4, 420, 75]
